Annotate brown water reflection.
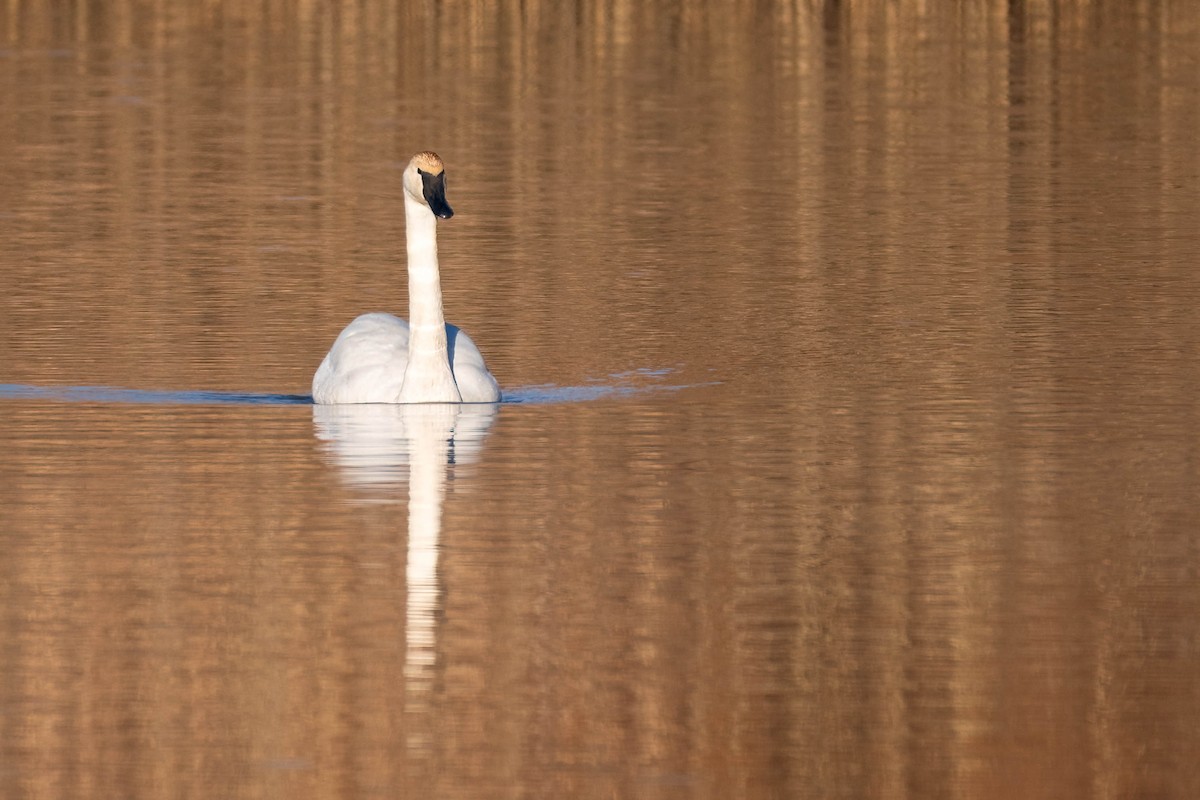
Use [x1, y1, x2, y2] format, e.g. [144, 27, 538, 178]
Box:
[3, 2, 1200, 798]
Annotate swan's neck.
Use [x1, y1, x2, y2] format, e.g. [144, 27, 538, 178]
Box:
[399, 195, 461, 403]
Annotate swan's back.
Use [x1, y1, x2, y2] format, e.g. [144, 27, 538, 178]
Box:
[312, 313, 410, 404]
[312, 312, 501, 404]
[445, 326, 502, 403]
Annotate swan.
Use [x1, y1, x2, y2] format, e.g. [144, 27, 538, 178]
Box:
[312, 151, 501, 404]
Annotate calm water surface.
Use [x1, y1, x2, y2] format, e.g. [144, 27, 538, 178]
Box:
[3, 2, 1200, 798]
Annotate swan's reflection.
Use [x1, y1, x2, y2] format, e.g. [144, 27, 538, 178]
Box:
[313, 402, 497, 752]
[312, 402, 496, 488]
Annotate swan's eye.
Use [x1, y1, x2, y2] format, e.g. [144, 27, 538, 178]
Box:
[416, 168, 426, 176]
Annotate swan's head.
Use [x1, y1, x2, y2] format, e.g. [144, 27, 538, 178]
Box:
[403, 151, 454, 220]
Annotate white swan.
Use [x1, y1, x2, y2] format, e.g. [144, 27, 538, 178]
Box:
[312, 151, 501, 404]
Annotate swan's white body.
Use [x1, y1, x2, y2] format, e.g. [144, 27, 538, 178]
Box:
[312, 313, 499, 404]
[312, 152, 501, 405]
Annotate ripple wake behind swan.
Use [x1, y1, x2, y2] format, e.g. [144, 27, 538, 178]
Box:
[0, 368, 715, 407]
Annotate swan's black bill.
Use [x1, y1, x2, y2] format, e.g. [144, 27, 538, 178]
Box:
[420, 170, 454, 219]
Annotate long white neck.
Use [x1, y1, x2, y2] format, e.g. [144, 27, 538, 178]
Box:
[399, 193, 462, 403]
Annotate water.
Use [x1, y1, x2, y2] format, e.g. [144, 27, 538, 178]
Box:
[3, 2, 1200, 798]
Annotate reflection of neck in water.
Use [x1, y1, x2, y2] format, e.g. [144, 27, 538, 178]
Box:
[312, 403, 496, 751]
[402, 404, 458, 705]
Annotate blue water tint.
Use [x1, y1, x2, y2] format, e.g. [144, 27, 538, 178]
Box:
[0, 369, 717, 408]
[0, 384, 311, 406]
[503, 381, 700, 405]
[502, 367, 718, 404]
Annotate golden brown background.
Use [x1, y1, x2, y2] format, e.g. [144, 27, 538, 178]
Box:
[2, 2, 1199, 798]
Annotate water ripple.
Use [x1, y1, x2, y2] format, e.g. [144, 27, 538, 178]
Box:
[0, 369, 716, 407]
[0, 384, 311, 406]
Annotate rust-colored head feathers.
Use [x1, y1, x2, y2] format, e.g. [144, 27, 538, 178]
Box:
[413, 151, 445, 174]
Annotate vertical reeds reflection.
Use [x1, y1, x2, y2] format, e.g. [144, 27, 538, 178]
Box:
[1, 1, 1199, 798]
